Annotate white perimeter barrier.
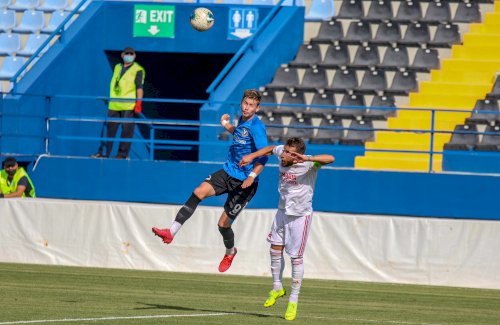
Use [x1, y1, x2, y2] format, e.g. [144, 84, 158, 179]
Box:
[1, 198, 499, 289]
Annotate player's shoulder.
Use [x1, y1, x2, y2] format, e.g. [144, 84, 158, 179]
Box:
[249, 115, 265, 128]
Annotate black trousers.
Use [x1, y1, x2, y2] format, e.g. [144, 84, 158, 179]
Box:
[98, 109, 135, 157]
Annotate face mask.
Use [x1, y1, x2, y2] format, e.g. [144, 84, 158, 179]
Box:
[123, 55, 134, 64]
[6, 169, 16, 176]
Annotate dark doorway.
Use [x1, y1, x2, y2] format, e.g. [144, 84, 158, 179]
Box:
[105, 51, 232, 161]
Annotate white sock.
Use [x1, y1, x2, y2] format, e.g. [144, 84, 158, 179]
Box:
[270, 248, 284, 291]
[225, 247, 235, 255]
[170, 221, 182, 236]
[289, 257, 304, 303]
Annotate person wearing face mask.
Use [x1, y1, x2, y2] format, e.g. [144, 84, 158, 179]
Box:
[0, 157, 36, 198]
[92, 47, 145, 159]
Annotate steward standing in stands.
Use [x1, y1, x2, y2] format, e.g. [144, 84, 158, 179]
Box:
[92, 47, 145, 159]
[0, 157, 36, 198]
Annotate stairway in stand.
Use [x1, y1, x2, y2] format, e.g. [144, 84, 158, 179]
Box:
[355, 1, 500, 172]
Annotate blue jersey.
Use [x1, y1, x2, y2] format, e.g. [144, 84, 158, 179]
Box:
[223, 115, 268, 181]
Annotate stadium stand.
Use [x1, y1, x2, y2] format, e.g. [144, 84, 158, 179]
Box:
[0, 55, 25, 79]
[13, 9, 44, 33]
[320, 42, 350, 68]
[278, 90, 307, 117]
[305, 0, 334, 21]
[475, 124, 500, 151]
[17, 33, 48, 56]
[443, 124, 479, 151]
[0, 9, 16, 32]
[336, 0, 363, 20]
[379, 46, 409, 71]
[296, 67, 328, 91]
[39, 0, 68, 12]
[465, 99, 500, 125]
[305, 92, 336, 118]
[0, 32, 20, 55]
[364, 0, 392, 22]
[8, 0, 39, 11]
[266, 66, 300, 90]
[340, 119, 374, 145]
[42, 10, 70, 34]
[309, 116, 343, 144]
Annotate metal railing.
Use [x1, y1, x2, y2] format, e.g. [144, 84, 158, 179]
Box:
[1, 92, 500, 174]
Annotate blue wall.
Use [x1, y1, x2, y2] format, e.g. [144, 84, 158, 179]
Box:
[2, 1, 288, 158]
[29, 157, 500, 220]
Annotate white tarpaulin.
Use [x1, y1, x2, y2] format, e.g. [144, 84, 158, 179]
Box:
[1, 198, 499, 289]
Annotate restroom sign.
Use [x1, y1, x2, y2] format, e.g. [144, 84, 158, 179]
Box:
[228, 8, 259, 40]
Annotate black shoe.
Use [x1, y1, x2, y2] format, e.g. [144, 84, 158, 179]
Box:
[91, 153, 108, 158]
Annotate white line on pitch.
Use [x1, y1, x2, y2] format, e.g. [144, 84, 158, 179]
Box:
[0, 312, 235, 324]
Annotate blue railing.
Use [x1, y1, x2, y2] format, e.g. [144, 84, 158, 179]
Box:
[206, 0, 288, 95]
[2, 92, 500, 173]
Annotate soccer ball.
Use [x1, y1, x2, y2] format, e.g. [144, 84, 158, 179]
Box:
[190, 8, 214, 32]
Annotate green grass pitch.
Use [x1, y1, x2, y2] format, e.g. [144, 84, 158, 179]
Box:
[1, 263, 499, 324]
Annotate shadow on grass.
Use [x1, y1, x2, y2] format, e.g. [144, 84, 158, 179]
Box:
[134, 302, 275, 319]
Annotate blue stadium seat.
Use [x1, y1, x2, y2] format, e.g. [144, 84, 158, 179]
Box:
[17, 33, 49, 56]
[305, 0, 334, 21]
[13, 10, 44, 33]
[253, 0, 274, 5]
[281, 0, 305, 6]
[0, 0, 12, 9]
[39, 0, 68, 12]
[42, 10, 70, 34]
[0, 32, 21, 55]
[0, 55, 25, 80]
[66, 0, 88, 12]
[8, 0, 39, 11]
[0, 9, 16, 32]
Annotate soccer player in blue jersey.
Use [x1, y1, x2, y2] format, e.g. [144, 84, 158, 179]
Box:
[153, 89, 268, 272]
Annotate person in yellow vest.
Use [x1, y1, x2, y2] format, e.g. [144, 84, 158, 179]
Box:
[92, 47, 145, 159]
[0, 157, 36, 198]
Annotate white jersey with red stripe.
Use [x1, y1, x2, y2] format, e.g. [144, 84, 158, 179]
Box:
[273, 145, 321, 216]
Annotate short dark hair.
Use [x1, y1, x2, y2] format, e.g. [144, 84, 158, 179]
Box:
[285, 137, 306, 154]
[4, 156, 17, 168]
[242, 89, 261, 105]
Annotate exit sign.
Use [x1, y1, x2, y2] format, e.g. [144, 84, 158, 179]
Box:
[133, 5, 175, 38]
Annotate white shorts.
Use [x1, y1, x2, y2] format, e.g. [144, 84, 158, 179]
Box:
[267, 209, 313, 258]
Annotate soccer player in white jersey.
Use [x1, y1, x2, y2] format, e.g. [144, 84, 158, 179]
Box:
[240, 137, 334, 321]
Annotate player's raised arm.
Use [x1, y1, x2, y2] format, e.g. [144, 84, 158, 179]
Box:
[239, 145, 276, 167]
[288, 151, 335, 166]
[220, 114, 236, 134]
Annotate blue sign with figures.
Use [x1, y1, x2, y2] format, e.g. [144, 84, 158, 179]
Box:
[228, 8, 259, 40]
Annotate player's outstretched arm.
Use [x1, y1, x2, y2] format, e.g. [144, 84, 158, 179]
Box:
[220, 114, 236, 134]
[239, 145, 275, 167]
[289, 152, 335, 166]
[241, 162, 264, 189]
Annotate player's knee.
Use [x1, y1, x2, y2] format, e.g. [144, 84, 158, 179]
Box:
[270, 247, 284, 257]
[193, 187, 207, 200]
[291, 256, 303, 265]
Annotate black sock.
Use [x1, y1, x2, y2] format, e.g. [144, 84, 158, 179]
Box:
[174, 193, 201, 225]
[218, 226, 234, 249]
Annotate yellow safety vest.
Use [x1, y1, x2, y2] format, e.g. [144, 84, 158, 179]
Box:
[0, 167, 36, 198]
[109, 62, 145, 111]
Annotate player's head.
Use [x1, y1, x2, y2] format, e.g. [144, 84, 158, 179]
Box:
[240, 89, 261, 120]
[281, 137, 306, 167]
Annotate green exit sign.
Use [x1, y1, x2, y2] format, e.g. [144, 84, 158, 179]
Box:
[133, 5, 175, 38]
